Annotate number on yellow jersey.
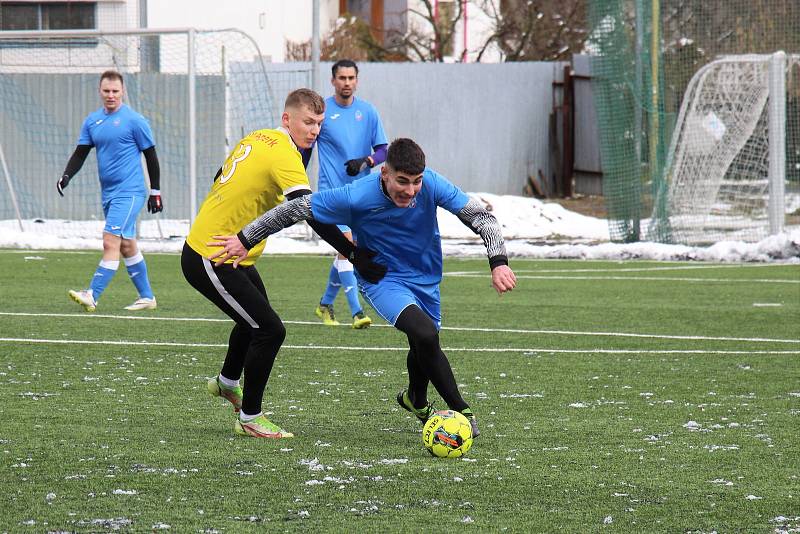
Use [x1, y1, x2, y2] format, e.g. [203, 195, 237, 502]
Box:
[220, 144, 253, 183]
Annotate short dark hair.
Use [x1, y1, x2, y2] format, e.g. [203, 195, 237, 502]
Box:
[100, 70, 124, 85]
[386, 138, 426, 175]
[285, 88, 325, 115]
[332, 59, 358, 77]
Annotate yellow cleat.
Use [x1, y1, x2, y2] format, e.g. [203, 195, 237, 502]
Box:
[234, 415, 294, 438]
[315, 303, 340, 326]
[207, 376, 242, 413]
[352, 311, 372, 329]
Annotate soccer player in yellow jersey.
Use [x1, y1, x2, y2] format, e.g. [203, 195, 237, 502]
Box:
[181, 89, 386, 439]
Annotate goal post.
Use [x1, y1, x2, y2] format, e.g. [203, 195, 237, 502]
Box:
[650, 52, 794, 244]
[0, 28, 311, 238]
[768, 51, 787, 235]
[588, 0, 799, 246]
[0, 139, 24, 232]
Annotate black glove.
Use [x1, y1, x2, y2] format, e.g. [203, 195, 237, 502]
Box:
[56, 175, 71, 197]
[147, 190, 163, 213]
[345, 157, 370, 176]
[349, 247, 387, 284]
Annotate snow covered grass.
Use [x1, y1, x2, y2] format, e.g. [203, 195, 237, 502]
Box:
[0, 252, 798, 531]
[3, 192, 799, 263]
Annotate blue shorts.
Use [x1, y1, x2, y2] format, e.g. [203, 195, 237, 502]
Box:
[102, 195, 145, 239]
[360, 278, 441, 329]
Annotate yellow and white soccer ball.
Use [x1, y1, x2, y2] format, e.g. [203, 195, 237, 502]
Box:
[422, 410, 473, 458]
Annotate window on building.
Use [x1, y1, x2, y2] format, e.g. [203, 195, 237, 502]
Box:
[383, 0, 407, 48]
[343, 0, 371, 20]
[0, 3, 38, 30]
[0, 2, 96, 31]
[342, 0, 410, 48]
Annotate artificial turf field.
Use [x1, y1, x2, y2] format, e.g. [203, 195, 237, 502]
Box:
[0, 249, 798, 532]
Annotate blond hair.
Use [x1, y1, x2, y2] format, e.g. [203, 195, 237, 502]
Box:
[284, 88, 324, 115]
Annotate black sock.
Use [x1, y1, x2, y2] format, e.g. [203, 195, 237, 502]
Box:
[395, 305, 468, 412]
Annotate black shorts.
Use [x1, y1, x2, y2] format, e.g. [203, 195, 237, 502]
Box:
[180, 242, 279, 329]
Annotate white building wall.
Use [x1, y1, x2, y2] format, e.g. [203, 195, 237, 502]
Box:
[94, 0, 138, 29]
[0, 0, 504, 69]
[146, 0, 503, 63]
[146, 0, 340, 63]
[461, 1, 502, 62]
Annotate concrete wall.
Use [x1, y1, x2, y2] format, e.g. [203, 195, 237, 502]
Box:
[0, 61, 562, 223]
[314, 61, 560, 195]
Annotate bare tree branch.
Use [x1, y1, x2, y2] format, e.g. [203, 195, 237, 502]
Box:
[305, 1, 592, 63]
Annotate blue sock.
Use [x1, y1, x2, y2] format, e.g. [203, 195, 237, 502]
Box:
[124, 252, 154, 299]
[320, 263, 340, 306]
[89, 260, 119, 301]
[338, 268, 362, 316]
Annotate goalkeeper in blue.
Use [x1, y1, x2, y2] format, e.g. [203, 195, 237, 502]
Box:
[208, 137, 517, 438]
[57, 70, 162, 312]
[313, 59, 388, 329]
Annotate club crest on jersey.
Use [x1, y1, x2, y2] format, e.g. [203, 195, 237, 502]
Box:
[355, 110, 363, 121]
[113, 118, 121, 126]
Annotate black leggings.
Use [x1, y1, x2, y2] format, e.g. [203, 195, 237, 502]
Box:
[181, 243, 286, 415]
[394, 304, 468, 412]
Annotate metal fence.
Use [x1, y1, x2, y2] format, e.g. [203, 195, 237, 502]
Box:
[1, 29, 566, 230]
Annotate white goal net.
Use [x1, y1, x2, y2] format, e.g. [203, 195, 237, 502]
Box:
[653, 52, 798, 244]
[0, 28, 311, 241]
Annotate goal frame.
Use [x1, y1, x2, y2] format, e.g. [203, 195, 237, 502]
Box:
[0, 27, 271, 229]
[655, 51, 789, 243]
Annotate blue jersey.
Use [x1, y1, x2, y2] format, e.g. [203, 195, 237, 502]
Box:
[78, 104, 155, 202]
[311, 168, 470, 285]
[316, 96, 387, 191]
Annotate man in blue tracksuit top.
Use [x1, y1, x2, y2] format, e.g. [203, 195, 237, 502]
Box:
[57, 70, 163, 312]
[207, 137, 518, 440]
[313, 59, 388, 329]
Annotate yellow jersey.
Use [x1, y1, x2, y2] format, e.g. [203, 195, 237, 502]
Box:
[186, 128, 309, 266]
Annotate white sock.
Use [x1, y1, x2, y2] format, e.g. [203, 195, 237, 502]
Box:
[123, 251, 144, 266]
[217, 374, 240, 388]
[99, 259, 120, 270]
[239, 411, 261, 422]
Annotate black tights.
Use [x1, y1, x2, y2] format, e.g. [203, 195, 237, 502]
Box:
[222, 320, 286, 416]
[181, 243, 286, 416]
[394, 305, 468, 412]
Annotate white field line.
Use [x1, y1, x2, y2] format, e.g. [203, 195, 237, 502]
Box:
[446, 273, 800, 283]
[462, 263, 796, 273]
[0, 337, 798, 355]
[9, 249, 321, 258]
[0, 311, 798, 345]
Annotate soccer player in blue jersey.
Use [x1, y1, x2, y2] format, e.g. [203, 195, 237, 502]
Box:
[57, 70, 162, 312]
[313, 59, 388, 329]
[208, 138, 517, 438]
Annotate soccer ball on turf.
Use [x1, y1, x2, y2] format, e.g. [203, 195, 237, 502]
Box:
[422, 410, 473, 458]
